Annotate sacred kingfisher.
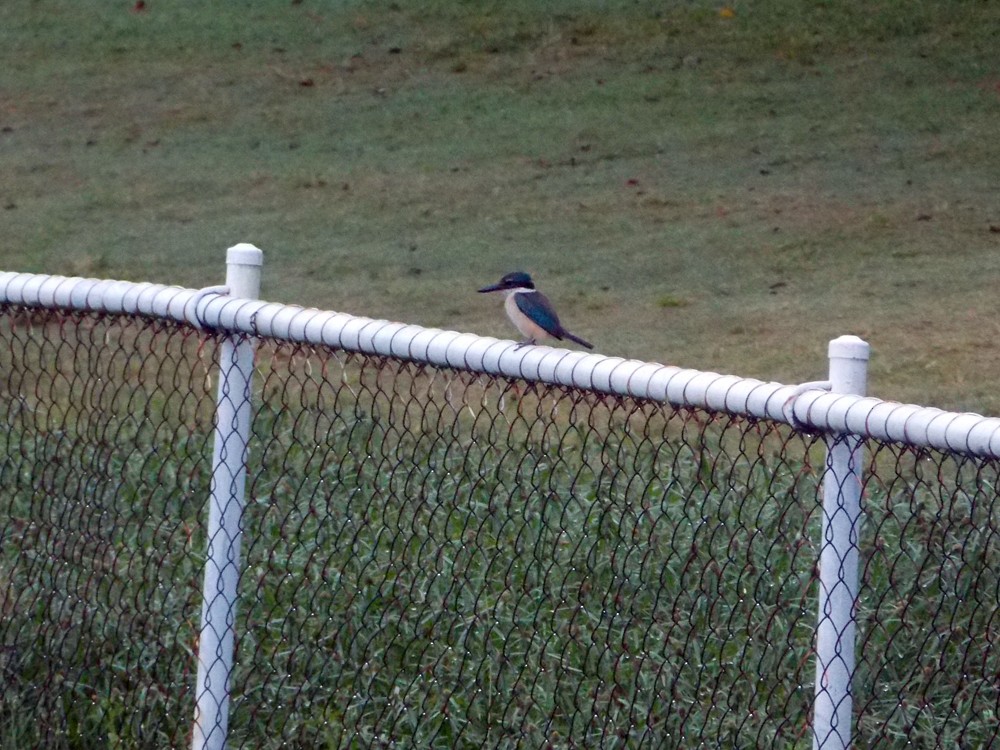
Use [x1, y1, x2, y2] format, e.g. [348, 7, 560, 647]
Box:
[478, 271, 593, 350]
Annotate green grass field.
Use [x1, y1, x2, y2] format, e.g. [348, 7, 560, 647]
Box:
[2, 1, 1000, 412]
[3, 7, 1000, 744]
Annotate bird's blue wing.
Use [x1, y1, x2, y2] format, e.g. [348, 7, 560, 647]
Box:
[514, 291, 562, 337]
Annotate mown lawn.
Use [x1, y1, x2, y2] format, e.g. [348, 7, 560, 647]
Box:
[3, 1, 1000, 411]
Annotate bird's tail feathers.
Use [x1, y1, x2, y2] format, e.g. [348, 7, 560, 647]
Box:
[562, 331, 594, 350]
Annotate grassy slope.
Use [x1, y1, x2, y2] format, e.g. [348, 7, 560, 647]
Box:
[2, 1, 999, 410]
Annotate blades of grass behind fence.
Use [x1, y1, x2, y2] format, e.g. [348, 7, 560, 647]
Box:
[234, 342, 826, 747]
[0, 307, 218, 749]
[2, 308, 999, 748]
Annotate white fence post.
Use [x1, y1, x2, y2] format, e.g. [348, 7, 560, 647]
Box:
[812, 334, 870, 750]
[192, 244, 263, 750]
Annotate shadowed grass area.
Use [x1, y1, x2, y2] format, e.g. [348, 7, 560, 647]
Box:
[3, 1, 1000, 410]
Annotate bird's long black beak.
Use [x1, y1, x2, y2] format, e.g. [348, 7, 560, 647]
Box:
[477, 282, 504, 293]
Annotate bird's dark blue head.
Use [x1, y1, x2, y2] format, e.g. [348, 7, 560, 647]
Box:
[478, 271, 535, 293]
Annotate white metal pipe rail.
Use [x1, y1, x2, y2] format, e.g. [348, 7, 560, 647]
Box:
[2, 265, 1000, 458]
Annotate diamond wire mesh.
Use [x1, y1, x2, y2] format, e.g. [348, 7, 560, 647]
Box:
[232, 340, 825, 748]
[852, 444, 1000, 747]
[1, 305, 999, 748]
[0, 305, 218, 748]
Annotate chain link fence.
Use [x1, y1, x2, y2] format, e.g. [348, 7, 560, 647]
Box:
[853, 443, 999, 746]
[1, 260, 998, 748]
[0, 307, 217, 747]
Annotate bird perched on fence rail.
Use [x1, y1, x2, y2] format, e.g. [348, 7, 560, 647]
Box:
[478, 271, 593, 350]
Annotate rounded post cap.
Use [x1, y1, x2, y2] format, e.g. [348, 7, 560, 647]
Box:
[227, 243, 264, 266]
[828, 334, 870, 361]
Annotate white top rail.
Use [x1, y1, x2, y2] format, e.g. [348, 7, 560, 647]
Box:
[3, 269, 1000, 458]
